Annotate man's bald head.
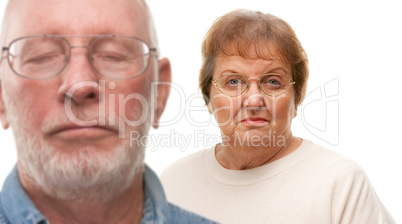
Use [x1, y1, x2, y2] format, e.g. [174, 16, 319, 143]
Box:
[0, 0, 159, 51]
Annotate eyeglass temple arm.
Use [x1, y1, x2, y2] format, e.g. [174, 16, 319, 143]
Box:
[0, 47, 9, 64]
[149, 47, 158, 58]
[211, 80, 218, 86]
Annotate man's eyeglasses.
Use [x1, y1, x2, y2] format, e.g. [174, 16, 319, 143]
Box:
[1, 35, 157, 80]
[212, 73, 295, 97]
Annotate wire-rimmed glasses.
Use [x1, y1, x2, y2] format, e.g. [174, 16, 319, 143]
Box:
[1, 35, 157, 80]
[212, 73, 295, 97]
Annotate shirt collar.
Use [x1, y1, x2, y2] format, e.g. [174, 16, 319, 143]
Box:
[0, 165, 47, 224]
[0, 164, 172, 224]
[141, 164, 172, 224]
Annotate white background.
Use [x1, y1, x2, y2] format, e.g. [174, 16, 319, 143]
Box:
[0, 0, 401, 222]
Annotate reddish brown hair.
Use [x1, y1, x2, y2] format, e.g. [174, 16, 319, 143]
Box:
[199, 9, 309, 106]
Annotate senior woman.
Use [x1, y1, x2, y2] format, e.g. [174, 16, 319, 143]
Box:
[161, 10, 395, 224]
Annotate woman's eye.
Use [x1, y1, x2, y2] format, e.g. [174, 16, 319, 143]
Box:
[228, 79, 241, 85]
[268, 79, 279, 85]
[262, 75, 284, 87]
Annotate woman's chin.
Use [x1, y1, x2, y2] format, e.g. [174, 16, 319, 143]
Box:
[228, 129, 287, 148]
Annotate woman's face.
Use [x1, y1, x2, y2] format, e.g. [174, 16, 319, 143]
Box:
[209, 55, 296, 148]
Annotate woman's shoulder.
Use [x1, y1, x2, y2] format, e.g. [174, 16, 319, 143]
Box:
[300, 139, 365, 177]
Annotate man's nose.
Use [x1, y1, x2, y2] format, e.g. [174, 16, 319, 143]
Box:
[57, 48, 100, 105]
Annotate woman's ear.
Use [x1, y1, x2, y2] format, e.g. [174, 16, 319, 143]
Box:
[293, 101, 299, 118]
[207, 103, 213, 115]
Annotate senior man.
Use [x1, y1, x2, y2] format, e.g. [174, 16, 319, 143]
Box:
[0, 0, 215, 223]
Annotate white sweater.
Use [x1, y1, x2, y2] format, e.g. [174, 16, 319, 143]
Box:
[161, 140, 395, 224]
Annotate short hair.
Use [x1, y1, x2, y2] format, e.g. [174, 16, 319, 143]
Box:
[199, 9, 309, 106]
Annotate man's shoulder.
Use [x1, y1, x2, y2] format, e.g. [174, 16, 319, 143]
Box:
[167, 202, 218, 224]
[0, 195, 10, 224]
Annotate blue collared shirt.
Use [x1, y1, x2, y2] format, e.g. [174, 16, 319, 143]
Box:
[0, 165, 217, 224]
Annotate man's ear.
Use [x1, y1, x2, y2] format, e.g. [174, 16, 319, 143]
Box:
[0, 80, 10, 129]
[152, 57, 171, 129]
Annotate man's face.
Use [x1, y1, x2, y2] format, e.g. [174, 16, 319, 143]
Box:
[0, 0, 170, 200]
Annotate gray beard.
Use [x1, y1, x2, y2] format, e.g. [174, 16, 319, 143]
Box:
[5, 98, 147, 202]
[18, 133, 145, 202]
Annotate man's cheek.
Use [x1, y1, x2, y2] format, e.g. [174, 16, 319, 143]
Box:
[115, 95, 150, 138]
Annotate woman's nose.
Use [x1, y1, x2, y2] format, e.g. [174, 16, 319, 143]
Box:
[243, 80, 265, 109]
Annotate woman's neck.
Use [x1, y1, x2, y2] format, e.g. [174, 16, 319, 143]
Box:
[215, 134, 302, 170]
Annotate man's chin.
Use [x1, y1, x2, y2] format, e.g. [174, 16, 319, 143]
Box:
[19, 144, 144, 202]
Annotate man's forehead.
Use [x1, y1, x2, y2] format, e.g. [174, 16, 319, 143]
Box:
[4, 0, 150, 41]
[7, 0, 145, 12]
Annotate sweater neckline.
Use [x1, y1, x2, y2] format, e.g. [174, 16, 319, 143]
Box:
[204, 139, 314, 186]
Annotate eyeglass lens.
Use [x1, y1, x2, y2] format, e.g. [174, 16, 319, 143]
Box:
[7, 36, 151, 79]
[215, 74, 293, 96]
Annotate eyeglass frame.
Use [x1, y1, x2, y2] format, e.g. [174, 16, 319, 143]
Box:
[211, 73, 296, 97]
[0, 34, 158, 80]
